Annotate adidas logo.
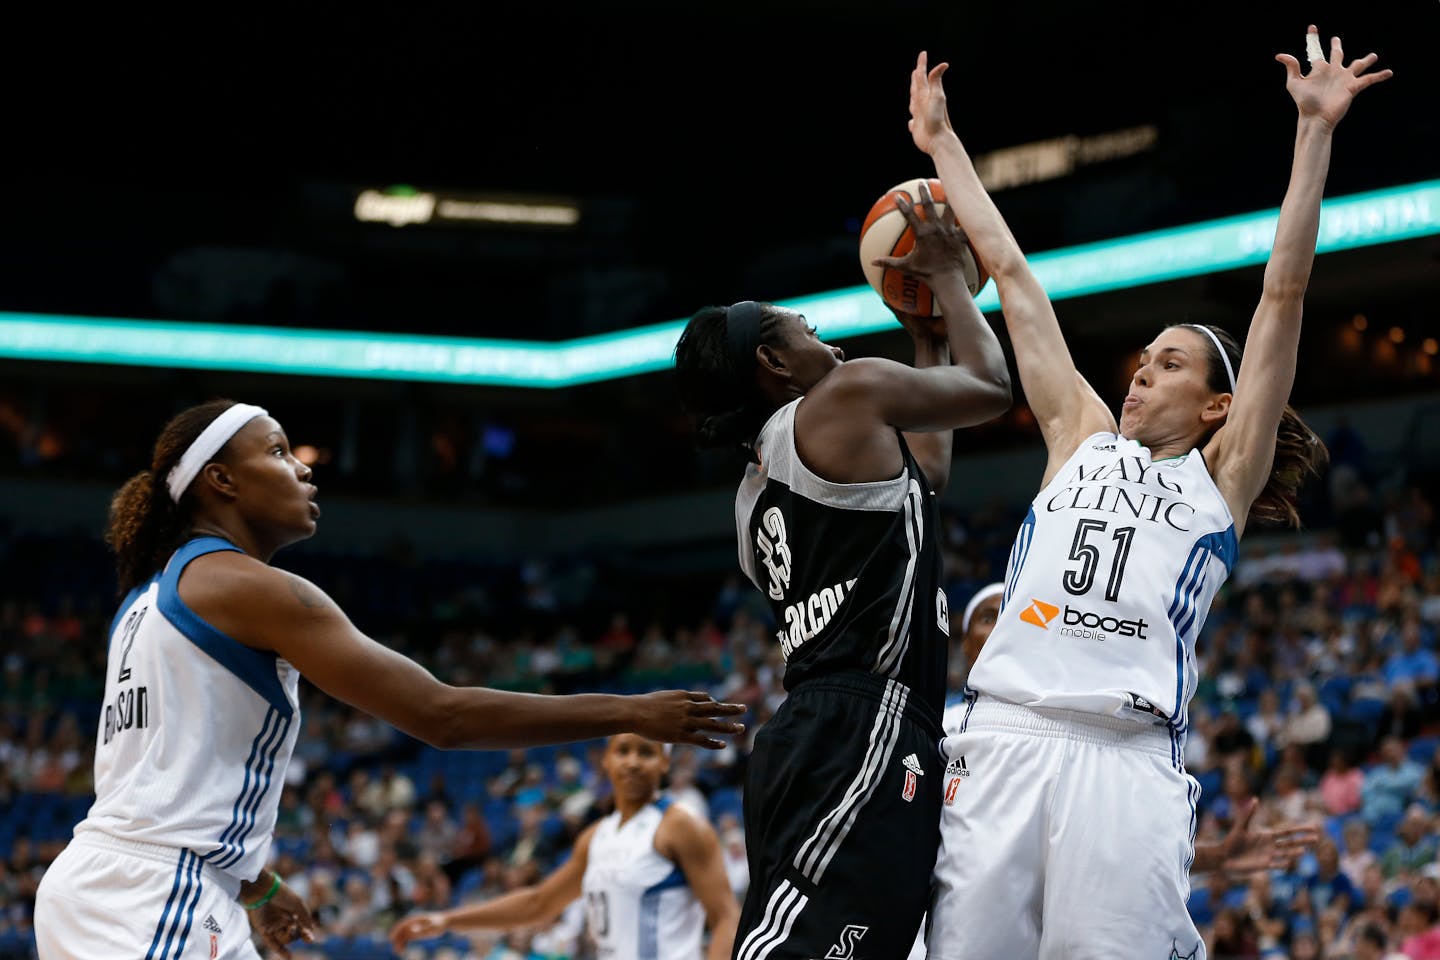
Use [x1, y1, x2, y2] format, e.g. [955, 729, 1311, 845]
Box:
[901, 753, 924, 776]
[1019, 598, 1059, 629]
[946, 756, 970, 777]
[202, 915, 222, 934]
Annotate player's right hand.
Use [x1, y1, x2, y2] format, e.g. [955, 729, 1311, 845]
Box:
[630, 690, 746, 749]
[390, 911, 447, 950]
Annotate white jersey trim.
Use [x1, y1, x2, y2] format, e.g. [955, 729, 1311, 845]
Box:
[736, 399, 910, 590]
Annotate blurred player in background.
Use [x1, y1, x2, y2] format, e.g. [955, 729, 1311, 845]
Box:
[904, 24, 1390, 958]
[674, 185, 1011, 958]
[390, 733, 740, 959]
[32, 400, 746, 959]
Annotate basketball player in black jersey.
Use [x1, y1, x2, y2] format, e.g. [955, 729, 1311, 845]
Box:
[673, 187, 1011, 960]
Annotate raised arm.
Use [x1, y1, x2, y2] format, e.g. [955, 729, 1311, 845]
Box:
[908, 52, 1114, 485]
[797, 184, 1010, 487]
[870, 182, 1014, 492]
[181, 553, 746, 750]
[1207, 26, 1390, 531]
[389, 824, 595, 950]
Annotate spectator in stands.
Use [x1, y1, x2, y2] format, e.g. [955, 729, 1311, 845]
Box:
[1308, 837, 1359, 918]
[1213, 707, 1261, 772]
[416, 798, 458, 863]
[1380, 807, 1438, 879]
[1351, 921, 1395, 960]
[1362, 736, 1425, 826]
[1398, 899, 1440, 960]
[1247, 687, 1287, 756]
[1207, 905, 1260, 959]
[1385, 615, 1439, 709]
[442, 802, 493, 886]
[1319, 749, 1365, 817]
[1282, 680, 1333, 772]
[1374, 681, 1425, 748]
[665, 750, 711, 822]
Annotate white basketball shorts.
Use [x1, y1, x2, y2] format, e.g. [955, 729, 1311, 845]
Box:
[926, 696, 1204, 960]
[34, 831, 259, 960]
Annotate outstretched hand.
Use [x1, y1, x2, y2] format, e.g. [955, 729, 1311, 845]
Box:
[869, 181, 969, 281]
[1218, 798, 1321, 875]
[907, 51, 956, 156]
[390, 911, 447, 951]
[631, 690, 746, 750]
[1276, 25, 1392, 129]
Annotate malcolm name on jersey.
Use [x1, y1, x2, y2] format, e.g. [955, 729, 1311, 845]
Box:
[777, 577, 858, 660]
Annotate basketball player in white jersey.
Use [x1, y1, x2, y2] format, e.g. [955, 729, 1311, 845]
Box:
[909, 585, 1319, 958]
[889, 26, 1391, 959]
[389, 734, 740, 960]
[32, 401, 747, 959]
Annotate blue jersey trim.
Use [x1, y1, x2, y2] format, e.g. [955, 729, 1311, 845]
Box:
[642, 865, 688, 894]
[214, 713, 291, 869]
[207, 706, 289, 869]
[157, 537, 293, 716]
[169, 853, 204, 959]
[1001, 508, 1037, 610]
[639, 866, 687, 960]
[1163, 524, 1238, 769]
[145, 850, 189, 960]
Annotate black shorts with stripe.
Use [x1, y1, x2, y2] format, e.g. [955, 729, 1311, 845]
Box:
[734, 670, 942, 960]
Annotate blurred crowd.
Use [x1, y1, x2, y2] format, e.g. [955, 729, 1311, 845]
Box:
[0, 466, 1437, 959]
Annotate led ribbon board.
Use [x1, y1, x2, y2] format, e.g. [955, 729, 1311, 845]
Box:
[2, 180, 1436, 388]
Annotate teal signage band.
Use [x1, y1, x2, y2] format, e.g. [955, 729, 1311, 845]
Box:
[1, 179, 1436, 388]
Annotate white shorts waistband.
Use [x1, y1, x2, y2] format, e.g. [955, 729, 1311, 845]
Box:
[945, 695, 1176, 759]
[71, 829, 243, 900]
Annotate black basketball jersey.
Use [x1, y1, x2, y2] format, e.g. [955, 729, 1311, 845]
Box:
[735, 398, 949, 714]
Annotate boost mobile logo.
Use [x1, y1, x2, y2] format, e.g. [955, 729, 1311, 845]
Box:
[1019, 599, 1059, 628]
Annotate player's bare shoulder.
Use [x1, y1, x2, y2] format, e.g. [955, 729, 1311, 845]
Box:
[180, 551, 340, 649]
[655, 800, 716, 858]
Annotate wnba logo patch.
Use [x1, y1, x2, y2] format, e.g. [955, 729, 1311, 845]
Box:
[1019, 599, 1059, 629]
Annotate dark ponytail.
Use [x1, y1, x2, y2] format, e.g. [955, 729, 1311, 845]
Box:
[1182, 324, 1328, 528]
[106, 399, 241, 594]
[673, 304, 784, 462]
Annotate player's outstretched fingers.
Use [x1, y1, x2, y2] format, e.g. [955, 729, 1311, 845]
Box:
[1329, 34, 1343, 68]
[1356, 63, 1394, 90]
[683, 691, 746, 714]
[1349, 52, 1378, 76]
[1304, 25, 1324, 69]
[1275, 53, 1302, 83]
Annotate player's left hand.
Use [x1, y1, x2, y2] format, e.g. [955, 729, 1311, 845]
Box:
[870, 181, 969, 281]
[248, 881, 318, 958]
[1275, 25, 1392, 129]
[1218, 797, 1320, 874]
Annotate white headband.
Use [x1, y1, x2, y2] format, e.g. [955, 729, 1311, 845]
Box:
[165, 404, 269, 503]
[961, 583, 1006, 634]
[1187, 325, 1236, 394]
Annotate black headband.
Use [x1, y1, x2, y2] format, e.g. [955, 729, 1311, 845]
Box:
[725, 301, 764, 378]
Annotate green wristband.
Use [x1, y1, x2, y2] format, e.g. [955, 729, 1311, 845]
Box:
[242, 871, 283, 910]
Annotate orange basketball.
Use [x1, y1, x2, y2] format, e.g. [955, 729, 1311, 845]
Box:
[858, 177, 987, 317]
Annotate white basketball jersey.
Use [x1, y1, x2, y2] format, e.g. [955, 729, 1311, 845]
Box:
[76, 536, 301, 883]
[581, 798, 705, 960]
[965, 433, 1237, 766]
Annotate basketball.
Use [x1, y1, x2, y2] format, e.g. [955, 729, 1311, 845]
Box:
[859, 177, 988, 317]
